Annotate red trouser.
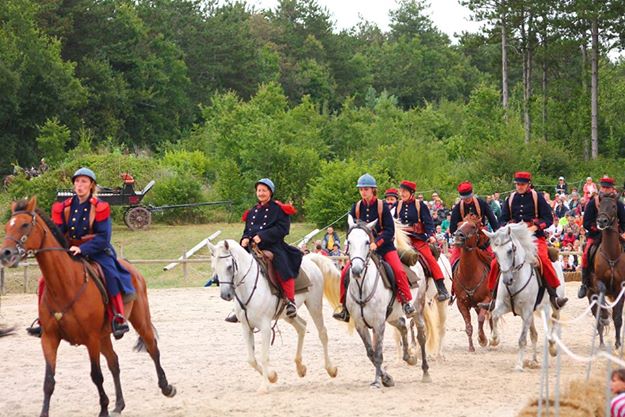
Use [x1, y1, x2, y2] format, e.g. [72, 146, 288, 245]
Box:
[279, 278, 295, 302]
[339, 250, 413, 304]
[486, 236, 561, 291]
[411, 238, 444, 280]
[581, 237, 596, 268]
[37, 277, 126, 322]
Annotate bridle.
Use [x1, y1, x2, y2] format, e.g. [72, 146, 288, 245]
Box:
[497, 236, 534, 316]
[216, 249, 261, 325]
[4, 210, 67, 261]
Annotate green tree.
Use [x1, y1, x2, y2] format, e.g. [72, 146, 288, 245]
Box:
[36, 118, 71, 165]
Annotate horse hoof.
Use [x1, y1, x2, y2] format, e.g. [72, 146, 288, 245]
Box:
[478, 336, 488, 347]
[326, 366, 338, 378]
[110, 412, 122, 417]
[524, 360, 540, 369]
[268, 371, 278, 384]
[370, 381, 382, 389]
[257, 385, 269, 394]
[296, 363, 307, 378]
[382, 374, 394, 388]
[421, 373, 432, 383]
[163, 385, 177, 398]
[489, 338, 499, 348]
[406, 355, 418, 366]
[549, 344, 557, 357]
[514, 365, 525, 372]
[468, 346, 475, 353]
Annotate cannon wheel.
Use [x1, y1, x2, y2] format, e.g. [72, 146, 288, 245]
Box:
[124, 206, 152, 230]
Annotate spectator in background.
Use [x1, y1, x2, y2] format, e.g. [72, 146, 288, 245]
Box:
[583, 176, 597, 201]
[321, 226, 340, 252]
[487, 195, 502, 220]
[384, 188, 399, 212]
[432, 209, 442, 227]
[569, 191, 581, 212]
[554, 195, 569, 219]
[610, 368, 625, 417]
[441, 213, 451, 234]
[314, 240, 328, 255]
[492, 192, 502, 209]
[431, 192, 445, 212]
[328, 243, 341, 257]
[555, 176, 568, 195]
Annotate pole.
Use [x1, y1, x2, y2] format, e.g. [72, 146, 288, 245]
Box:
[164, 230, 221, 271]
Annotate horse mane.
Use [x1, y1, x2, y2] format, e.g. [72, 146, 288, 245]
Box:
[13, 199, 68, 249]
[490, 223, 537, 264]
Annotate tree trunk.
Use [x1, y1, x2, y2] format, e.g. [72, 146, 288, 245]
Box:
[501, 11, 509, 119]
[521, 10, 532, 144]
[590, 17, 599, 159]
[541, 30, 547, 141]
[581, 44, 589, 160]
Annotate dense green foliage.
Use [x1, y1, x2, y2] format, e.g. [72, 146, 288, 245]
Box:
[2, 0, 625, 227]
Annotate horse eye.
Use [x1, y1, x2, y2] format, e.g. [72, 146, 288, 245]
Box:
[20, 223, 28, 229]
[507, 249, 512, 255]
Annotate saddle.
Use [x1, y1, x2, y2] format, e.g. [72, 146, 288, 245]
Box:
[370, 254, 397, 295]
[82, 260, 110, 304]
[253, 249, 311, 297]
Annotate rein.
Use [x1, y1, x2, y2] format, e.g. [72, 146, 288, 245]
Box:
[217, 252, 260, 326]
[6, 210, 68, 259]
[347, 223, 381, 329]
[597, 196, 623, 293]
[498, 237, 533, 316]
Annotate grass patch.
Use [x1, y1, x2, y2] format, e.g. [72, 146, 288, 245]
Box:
[1, 222, 318, 292]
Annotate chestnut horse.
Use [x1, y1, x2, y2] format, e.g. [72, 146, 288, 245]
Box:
[452, 214, 492, 352]
[0, 197, 176, 417]
[589, 192, 625, 349]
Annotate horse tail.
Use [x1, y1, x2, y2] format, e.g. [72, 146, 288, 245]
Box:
[424, 296, 440, 355]
[134, 325, 159, 352]
[305, 253, 342, 307]
[394, 220, 416, 256]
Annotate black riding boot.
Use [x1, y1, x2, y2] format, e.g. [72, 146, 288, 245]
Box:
[333, 273, 351, 322]
[112, 314, 130, 340]
[546, 285, 568, 310]
[402, 302, 416, 318]
[434, 278, 450, 302]
[578, 268, 592, 299]
[225, 310, 239, 323]
[26, 318, 42, 338]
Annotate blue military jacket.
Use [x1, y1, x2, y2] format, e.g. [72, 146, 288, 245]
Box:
[52, 196, 134, 296]
[500, 189, 552, 238]
[349, 197, 396, 256]
[449, 197, 500, 235]
[242, 199, 302, 281]
[394, 197, 434, 241]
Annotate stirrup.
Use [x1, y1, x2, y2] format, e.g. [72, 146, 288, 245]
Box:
[285, 301, 297, 318]
[478, 300, 495, 311]
[112, 314, 129, 340]
[26, 318, 42, 338]
[550, 296, 568, 310]
[403, 302, 416, 318]
[332, 306, 350, 322]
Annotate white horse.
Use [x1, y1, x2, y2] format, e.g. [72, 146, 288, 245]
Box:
[343, 216, 430, 388]
[208, 239, 338, 393]
[483, 223, 562, 371]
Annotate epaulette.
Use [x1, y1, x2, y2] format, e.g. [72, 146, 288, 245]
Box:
[242, 209, 250, 222]
[275, 200, 297, 216]
[51, 201, 65, 224]
[93, 199, 111, 222]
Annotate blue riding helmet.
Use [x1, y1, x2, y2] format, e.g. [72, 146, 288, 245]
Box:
[72, 167, 97, 183]
[255, 178, 275, 194]
[356, 173, 377, 188]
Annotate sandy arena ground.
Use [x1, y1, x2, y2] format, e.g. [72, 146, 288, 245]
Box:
[0, 282, 608, 417]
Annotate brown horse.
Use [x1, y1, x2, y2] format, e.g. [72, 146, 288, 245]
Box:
[452, 214, 492, 352]
[0, 197, 176, 417]
[590, 192, 625, 349]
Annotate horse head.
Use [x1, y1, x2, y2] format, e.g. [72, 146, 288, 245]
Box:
[484, 224, 533, 286]
[453, 214, 481, 249]
[346, 214, 377, 278]
[597, 191, 618, 231]
[1, 197, 45, 267]
[207, 239, 243, 302]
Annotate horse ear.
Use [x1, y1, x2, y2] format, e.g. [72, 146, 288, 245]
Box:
[483, 229, 494, 239]
[10, 200, 17, 213]
[206, 240, 217, 253]
[224, 240, 230, 250]
[348, 214, 355, 228]
[366, 219, 378, 230]
[26, 196, 37, 211]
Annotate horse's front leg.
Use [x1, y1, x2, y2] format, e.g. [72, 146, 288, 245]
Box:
[40, 334, 61, 417]
[304, 298, 337, 377]
[86, 337, 109, 417]
[372, 323, 393, 388]
[457, 299, 475, 352]
[355, 326, 377, 386]
[257, 323, 277, 394]
[549, 306, 559, 357]
[476, 307, 488, 348]
[285, 315, 308, 377]
[529, 319, 539, 366]
[242, 325, 262, 375]
[515, 312, 532, 371]
[100, 336, 125, 416]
